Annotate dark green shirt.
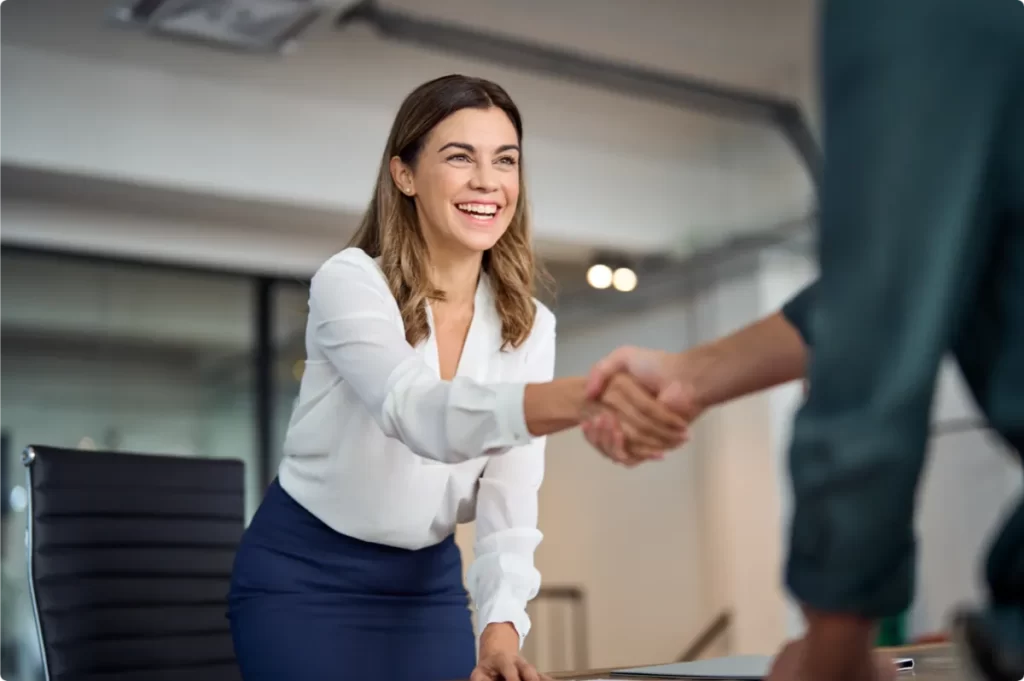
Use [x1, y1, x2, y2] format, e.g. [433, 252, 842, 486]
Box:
[779, 0, 1024, 618]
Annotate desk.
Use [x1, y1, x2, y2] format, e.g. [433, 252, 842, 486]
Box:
[548, 644, 962, 680]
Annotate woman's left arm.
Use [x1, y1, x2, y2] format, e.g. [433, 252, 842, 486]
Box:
[467, 310, 554, 659]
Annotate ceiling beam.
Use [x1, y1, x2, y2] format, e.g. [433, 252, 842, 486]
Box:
[335, 0, 822, 187]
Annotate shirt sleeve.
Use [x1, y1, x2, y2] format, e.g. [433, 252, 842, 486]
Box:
[308, 249, 532, 464]
[780, 281, 818, 347]
[465, 308, 554, 647]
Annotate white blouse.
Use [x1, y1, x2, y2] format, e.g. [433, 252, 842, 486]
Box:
[277, 247, 554, 646]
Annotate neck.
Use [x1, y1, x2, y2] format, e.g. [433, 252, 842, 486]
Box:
[427, 245, 483, 308]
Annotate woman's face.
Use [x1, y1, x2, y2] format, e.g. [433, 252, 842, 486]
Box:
[392, 106, 521, 256]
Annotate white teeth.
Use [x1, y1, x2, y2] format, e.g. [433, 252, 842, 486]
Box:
[456, 203, 498, 216]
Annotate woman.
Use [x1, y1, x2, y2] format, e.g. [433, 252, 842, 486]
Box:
[228, 74, 686, 681]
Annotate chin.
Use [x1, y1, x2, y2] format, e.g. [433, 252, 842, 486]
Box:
[453, 226, 508, 254]
[462, 236, 503, 254]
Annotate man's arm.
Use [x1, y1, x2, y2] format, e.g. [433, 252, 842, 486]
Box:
[585, 308, 809, 414]
[686, 310, 809, 408]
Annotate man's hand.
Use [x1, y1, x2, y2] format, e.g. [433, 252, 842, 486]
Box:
[583, 373, 689, 466]
[582, 347, 706, 465]
[766, 637, 897, 681]
[768, 608, 896, 681]
[470, 623, 550, 681]
[586, 347, 681, 399]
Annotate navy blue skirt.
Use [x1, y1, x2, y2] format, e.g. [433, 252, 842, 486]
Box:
[228, 479, 476, 681]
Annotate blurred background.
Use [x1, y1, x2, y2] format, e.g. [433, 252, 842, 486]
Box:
[1, 1, 1021, 678]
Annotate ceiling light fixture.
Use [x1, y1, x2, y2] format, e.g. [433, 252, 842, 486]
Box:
[587, 254, 638, 292]
[108, 0, 322, 54]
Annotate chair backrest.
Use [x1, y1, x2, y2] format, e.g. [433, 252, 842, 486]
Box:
[22, 445, 245, 681]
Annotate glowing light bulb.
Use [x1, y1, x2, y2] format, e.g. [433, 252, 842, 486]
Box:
[586, 263, 612, 289]
[612, 267, 637, 292]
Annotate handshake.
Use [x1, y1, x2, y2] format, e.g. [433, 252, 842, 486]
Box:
[555, 311, 806, 465]
[578, 346, 708, 467]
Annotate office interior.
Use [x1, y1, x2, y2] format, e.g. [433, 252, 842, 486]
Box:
[2, 1, 1022, 679]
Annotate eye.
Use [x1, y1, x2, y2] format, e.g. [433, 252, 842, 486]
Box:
[447, 153, 472, 163]
[496, 156, 518, 166]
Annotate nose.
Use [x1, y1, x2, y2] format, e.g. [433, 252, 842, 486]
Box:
[469, 163, 499, 193]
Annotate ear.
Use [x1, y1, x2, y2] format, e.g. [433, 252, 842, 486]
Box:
[389, 156, 416, 197]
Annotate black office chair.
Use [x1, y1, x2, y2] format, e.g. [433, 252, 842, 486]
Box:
[22, 445, 245, 681]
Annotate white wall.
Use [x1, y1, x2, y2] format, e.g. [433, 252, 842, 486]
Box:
[693, 263, 791, 655]
[542, 302, 715, 669]
[914, 368, 1023, 636]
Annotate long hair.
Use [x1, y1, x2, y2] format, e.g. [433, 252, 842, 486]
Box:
[348, 74, 549, 351]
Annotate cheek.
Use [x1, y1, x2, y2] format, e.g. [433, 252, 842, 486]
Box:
[417, 168, 460, 210]
[438, 169, 467, 200]
[503, 175, 521, 209]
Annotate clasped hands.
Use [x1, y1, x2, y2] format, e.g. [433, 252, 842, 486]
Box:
[579, 346, 703, 466]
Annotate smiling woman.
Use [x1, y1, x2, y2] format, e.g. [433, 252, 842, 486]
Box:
[355, 75, 536, 353]
[226, 74, 688, 681]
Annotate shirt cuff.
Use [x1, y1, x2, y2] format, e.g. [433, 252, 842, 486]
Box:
[780, 281, 818, 348]
[785, 423, 919, 618]
[466, 533, 542, 649]
[492, 382, 531, 451]
[478, 590, 533, 649]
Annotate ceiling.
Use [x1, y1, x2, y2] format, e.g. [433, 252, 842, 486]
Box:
[1, 0, 818, 271]
[0, 0, 815, 103]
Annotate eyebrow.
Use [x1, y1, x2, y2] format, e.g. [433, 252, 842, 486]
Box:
[438, 142, 521, 154]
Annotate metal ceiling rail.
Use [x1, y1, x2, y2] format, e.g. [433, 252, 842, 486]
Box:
[335, 0, 822, 187]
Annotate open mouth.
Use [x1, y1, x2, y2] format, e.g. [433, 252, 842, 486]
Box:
[455, 202, 500, 223]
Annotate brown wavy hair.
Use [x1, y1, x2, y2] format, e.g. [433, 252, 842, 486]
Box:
[348, 74, 550, 351]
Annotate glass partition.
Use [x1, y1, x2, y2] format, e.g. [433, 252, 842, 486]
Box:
[0, 248, 275, 681]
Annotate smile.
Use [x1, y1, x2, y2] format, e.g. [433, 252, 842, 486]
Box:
[455, 203, 500, 222]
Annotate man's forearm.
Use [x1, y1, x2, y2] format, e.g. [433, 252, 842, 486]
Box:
[680, 312, 809, 409]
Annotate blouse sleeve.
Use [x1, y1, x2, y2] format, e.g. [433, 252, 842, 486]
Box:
[465, 307, 555, 647]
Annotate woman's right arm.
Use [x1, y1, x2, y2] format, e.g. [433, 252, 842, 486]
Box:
[310, 251, 533, 463]
[310, 251, 679, 464]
